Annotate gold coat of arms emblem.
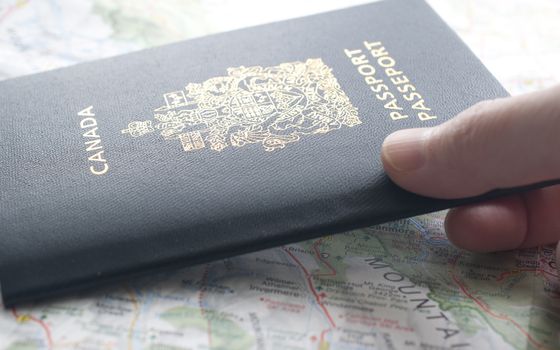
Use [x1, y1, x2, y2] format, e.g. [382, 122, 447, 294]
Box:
[122, 58, 360, 152]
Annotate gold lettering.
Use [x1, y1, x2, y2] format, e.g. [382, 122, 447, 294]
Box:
[88, 150, 107, 163]
[352, 55, 370, 66]
[82, 127, 100, 138]
[385, 68, 402, 77]
[384, 99, 403, 110]
[363, 40, 382, 50]
[77, 106, 95, 117]
[412, 99, 431, 111]
[390, 111, 409, 120]
[90, 163, 109, 176]
[391, 75, 410, 85]
[80, 117, 97, 129]
[370, 83, 388, 93]
[403, 92, 422, 102]
[369, 46, 388, 58]
[418, 112, 437, 121]
[376, 91, 395, 101]
[397, 83, 416, 93]
[358, 64, 376, 76]
[346, 41, 436, 123]
[85, 139, 103, 152]
[378, 56, 395, 68]
[365, 76, 383, 85]
[344, 48, 362, 57]
[78, 105, 109, 175]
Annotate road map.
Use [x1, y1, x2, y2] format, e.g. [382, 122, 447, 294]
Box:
[1, 0, 560, 349]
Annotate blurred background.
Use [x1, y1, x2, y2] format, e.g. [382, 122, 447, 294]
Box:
[1, 0, 559, 94]
[1, 1, 560, 349]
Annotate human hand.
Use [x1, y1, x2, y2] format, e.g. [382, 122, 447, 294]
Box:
[381, 85, 560, 261]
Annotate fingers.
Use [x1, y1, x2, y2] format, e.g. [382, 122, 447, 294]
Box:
[444, 195, 527, 252]
[382, 85, 560, 199]
[445, 185, 560, 252]
[381, 85, 560, 253]
[516, 184, 560, 248]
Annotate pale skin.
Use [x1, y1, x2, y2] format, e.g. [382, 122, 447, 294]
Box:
[381, 85, 560, 266]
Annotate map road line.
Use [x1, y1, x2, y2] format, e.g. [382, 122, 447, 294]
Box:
[125, 286, 141, 350]
[11, 307, 53, 349]
[282, 245, 336, 349]
[0, 0, 28, 24]
[450, 255, 546, 349]
[312, 239, 337, 278]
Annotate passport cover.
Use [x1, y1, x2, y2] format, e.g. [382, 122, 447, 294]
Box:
[0, 0, 553, 306]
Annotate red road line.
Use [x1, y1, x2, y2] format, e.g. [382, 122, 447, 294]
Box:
[451, 274, 544, 349]
[12, 307, 53, 349]
[0, 1, 28, 24]
[282, 246, 336, 328]
[450, 255, 546, 349]
[0, 5, 15, 23]
[312, 239, 337, 278]
[319, 328, 332, 346]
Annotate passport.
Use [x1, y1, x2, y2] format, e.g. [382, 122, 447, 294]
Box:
[0, 0, 555, 306]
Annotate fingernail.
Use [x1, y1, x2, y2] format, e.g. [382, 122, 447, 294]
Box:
[382, 128, 431, 172]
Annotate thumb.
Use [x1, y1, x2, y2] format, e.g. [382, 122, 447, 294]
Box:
[381, 85, 560, 199]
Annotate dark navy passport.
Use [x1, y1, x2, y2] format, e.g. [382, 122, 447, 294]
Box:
[0, 0, 552, 306]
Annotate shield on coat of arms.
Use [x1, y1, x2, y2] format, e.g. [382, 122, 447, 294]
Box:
[121, 58, 360, 152]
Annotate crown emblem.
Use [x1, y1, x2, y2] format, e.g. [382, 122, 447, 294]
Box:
[121, 120, 154, 137]
[122, 58, 360, 153]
